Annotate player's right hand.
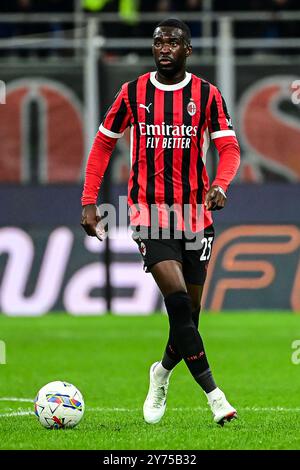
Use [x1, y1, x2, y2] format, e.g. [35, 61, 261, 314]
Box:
[80, 204, 105, 241]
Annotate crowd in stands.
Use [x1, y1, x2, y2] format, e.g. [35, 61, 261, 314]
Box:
[0, 0, 299, 54]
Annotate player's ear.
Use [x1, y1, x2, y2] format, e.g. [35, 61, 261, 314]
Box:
[186, 45, 192, 57]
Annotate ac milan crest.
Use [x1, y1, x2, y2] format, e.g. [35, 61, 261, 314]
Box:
[187, 98, 197, 116]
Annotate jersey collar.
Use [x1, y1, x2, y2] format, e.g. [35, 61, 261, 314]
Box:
[150, 71, 192, 91]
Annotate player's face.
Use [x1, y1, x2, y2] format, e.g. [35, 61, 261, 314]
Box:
[152, 27, 192, 77]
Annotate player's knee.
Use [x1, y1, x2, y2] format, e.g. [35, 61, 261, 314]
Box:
[164, 290, 192, 315]
[164, 291, 194, 331]
[175, 323, 196, 339]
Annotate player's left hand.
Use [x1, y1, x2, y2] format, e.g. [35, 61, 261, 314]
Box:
[205, 185, 227, 211]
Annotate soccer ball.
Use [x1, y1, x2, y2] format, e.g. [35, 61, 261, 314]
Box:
[34, 381, 85, 429]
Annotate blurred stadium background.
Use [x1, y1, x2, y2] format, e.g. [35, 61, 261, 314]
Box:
[0, 0, 300, 316]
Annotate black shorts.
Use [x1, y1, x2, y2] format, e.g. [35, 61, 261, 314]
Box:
[133, 225, 215, 285]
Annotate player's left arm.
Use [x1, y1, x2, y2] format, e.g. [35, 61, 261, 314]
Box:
[205, 86, 240, 211]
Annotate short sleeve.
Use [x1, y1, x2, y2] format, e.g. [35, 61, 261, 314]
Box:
[99, 84, 130, 139]
[207, 87, 236, 140]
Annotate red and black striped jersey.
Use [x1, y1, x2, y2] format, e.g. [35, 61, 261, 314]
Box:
[82, 71, 240, 232]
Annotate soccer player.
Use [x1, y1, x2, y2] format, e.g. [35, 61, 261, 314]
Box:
[81, 18, 240, 426]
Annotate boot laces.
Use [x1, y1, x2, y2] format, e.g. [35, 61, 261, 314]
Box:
[152, 384, 167, 408]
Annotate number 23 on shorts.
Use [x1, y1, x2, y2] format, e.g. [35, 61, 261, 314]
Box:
[199, 236, 214, 261]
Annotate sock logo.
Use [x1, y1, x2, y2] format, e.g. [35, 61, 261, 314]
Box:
[187, 351, 205, 362]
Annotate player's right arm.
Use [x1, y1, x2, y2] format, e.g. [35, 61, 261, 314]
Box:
[81, 84, 130, 239]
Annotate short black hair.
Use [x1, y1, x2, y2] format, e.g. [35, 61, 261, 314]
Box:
[155, 18, 191, 44]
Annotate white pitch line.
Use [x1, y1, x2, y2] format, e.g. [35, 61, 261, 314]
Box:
[241, 407, 300, 412]
[88, 406, 300, 413]
[0, 397, 33, 403]
[0, 411, 34, 417]
[1, 399, 300, 419]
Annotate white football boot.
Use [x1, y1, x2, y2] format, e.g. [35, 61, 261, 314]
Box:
[207, 388, 237, 426]
[143, 362, 171, 424]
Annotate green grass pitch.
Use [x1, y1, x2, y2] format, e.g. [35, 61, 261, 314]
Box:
[0, 312, 299, 450]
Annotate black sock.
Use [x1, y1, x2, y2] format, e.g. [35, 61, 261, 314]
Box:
[161, 337, 181, 370]
[193, 368, 217, 393]
[164, 291, 211, 380]
[192, 306, 200, 329]
[161, 306, 201, 371]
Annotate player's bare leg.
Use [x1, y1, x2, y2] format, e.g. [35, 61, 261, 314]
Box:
[143, 262, 237, 425]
